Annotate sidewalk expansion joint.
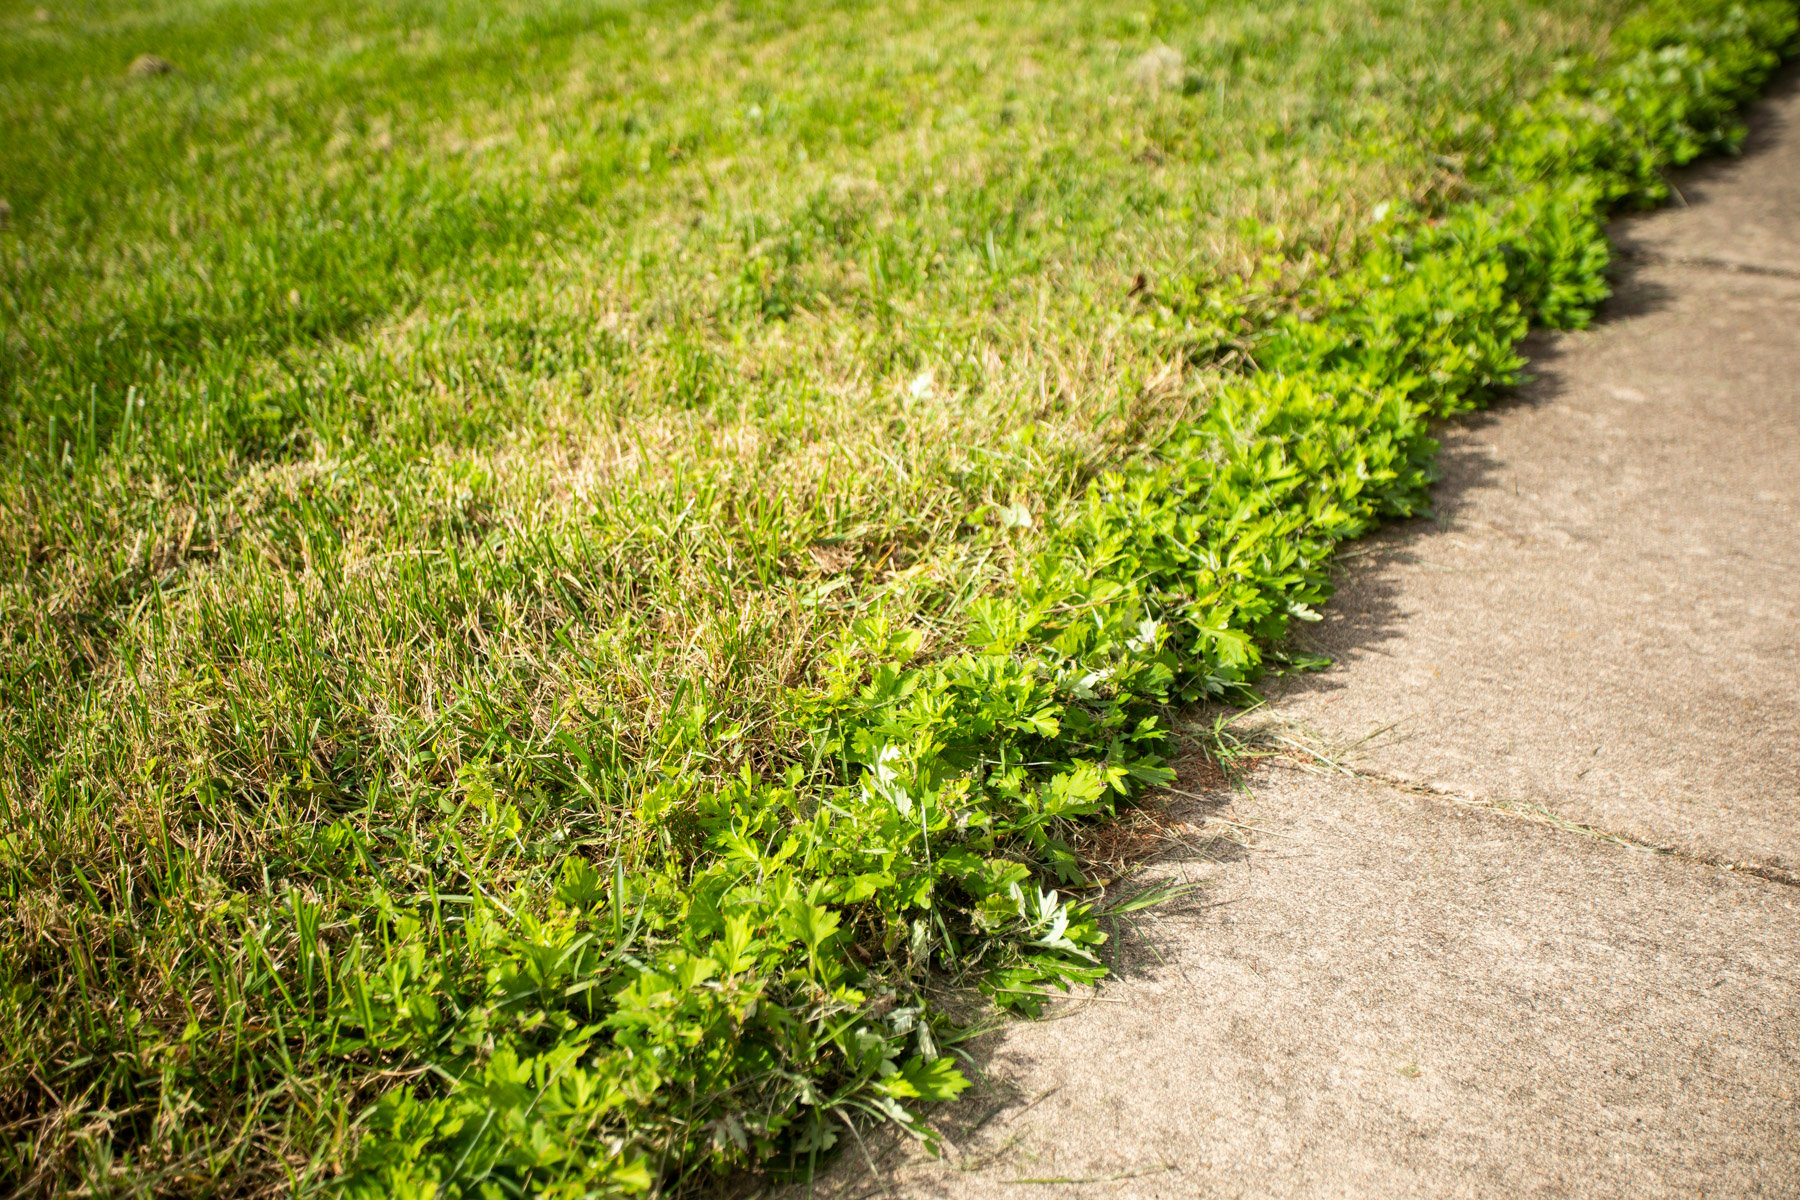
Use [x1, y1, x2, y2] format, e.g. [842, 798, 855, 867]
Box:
[1616, 245, 1800, 281]
[1340, 763, 1800, 889]
[1246, 749, 1800, 890]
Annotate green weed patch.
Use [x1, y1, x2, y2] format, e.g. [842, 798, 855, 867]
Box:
[1, 0, 1793, 1195]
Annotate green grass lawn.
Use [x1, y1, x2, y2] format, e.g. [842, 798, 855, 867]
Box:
[1, 0, 1789, 1194]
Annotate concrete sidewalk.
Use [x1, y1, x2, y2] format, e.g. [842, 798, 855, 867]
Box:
[811, 74, 1800, 1200]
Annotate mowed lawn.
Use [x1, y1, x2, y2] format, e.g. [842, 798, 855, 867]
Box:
[3, 0, 1634, 1194]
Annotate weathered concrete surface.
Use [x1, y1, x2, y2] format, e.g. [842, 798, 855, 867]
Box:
[806, 68, 1800, 1200]
[815, 771, 1800, 1200]
[1261, 256, 1800, 873]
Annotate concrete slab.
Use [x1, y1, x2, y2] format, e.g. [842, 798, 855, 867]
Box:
[1260, 261, 1800, 874]
[813, 771, 1800, 1200]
